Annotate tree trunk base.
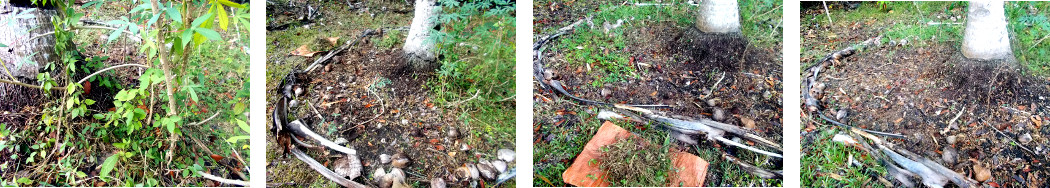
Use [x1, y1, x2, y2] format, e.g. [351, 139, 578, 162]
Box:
[672, 26, 747, 72]
[947, 54, 1028, 103]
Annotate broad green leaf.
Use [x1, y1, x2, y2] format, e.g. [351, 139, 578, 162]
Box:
[180, 30, 193, 49]
[84, 99, 96, 105]
[0, 43, 6, 47]
[186, 86, 199, 102]
[232, 102, 245, 114]
[99, 154, 119, 181]
[191, 13, 213, 28]
[105, 26, 124, 44]
[164, 5, 182, 23]
[194, 28, 222, 41]
[165, 118, 176, 134]
[235, 119, 248, 133]
[217, 6, 229, 31]
[215, 0, 246, 9]
[225, 136, 248, 143]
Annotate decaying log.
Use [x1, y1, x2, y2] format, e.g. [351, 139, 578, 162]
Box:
[290, 148, 367, 188]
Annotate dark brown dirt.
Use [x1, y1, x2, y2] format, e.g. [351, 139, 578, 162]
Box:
[268, 38, 513, 187]
[803, 35, 1050, 187]
[535, 20, 783, 187]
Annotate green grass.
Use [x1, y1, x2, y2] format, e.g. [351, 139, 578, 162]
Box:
[801, 129, 887, 187]
[1007, 2, 1050, 76]
[740, 0, 784, 47]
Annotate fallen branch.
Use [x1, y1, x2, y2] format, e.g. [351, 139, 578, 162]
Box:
[286, 120, 357, 155]
[534, 16, 592, 90]
[305, 29, 378, 73]
[548, 80, 671, 108]
[198, 171, 250, 186]
[289, 148, 367, 188]
[722, 153, 781, 179]
[0, 63, 149, 91]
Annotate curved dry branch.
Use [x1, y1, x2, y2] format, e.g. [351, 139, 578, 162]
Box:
[289, 148, 367, 188]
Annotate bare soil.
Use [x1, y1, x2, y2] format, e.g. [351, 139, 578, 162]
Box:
[265, 2, 515, 187]
[534, 8, 783, 187]
[802, 7, 1050, 187]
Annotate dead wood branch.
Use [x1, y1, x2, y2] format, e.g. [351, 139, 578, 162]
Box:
[306, 29, 377, 73]
[0, 63, 149, 91]
[534, 16, 592, 90]
[722, 153, 781, 179]
[286, 120, 357, 155]
[614, 104, 782, 151]
[198, 171, 250, 186]
[802, 37, 908, 139]
[289, 148, 367, 188]
[547, 80, 671, 108]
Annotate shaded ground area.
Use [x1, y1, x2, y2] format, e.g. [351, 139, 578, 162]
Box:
[0, 1, 251, 186]
[265, 0, 515, 187]
[533, 0, 783, 186]
[801, 2, 1050, 187]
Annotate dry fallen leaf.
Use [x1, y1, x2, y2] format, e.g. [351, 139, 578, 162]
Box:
[739, 116, 757, 130]
[972, 159, 992, 182]
[326, 37, 340, 46]
[291, 45, 320, 57]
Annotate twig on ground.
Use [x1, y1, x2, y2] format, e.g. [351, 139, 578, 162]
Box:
[198, 171, 250, 186]
[306, 29, 377, 73]
[822, 1, 833, 25]
[289, 148, 367, 188]
[446, 89, 480, 107]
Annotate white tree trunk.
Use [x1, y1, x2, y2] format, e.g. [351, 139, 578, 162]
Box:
[403, 0, 439, 70]
[0, 2, 57, 111]
[962, 1, 1013, 61]
[696, 0, 741, 33]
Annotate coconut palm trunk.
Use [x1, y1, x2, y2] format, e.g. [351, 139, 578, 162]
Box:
[0, 1, 58, 111]
[403, 0, 439, 71]
[962, 1, 1014, 61]
[696, 0, 741, 33]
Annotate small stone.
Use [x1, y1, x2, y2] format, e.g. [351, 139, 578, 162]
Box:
[497, 149, 515, 162]
[600, 88, 612, 98]
[836, 109, 848, 120]
[448, 127, 460, 139]
[430, 178, 446, 188]
[401, 119, 408, 125]
[491, 160, 507, 173]
[1019, 133, 1033, 144]
[373, 168, 387, 181]
[467, 163, 480, 180]
[289, 99, 299, 108]
[391, 153, 411, 168]
[712, 108, 726, 121]
[946, 135, 958, 145]
[543, 69, 554, 79]
[477, 160, 497, 180]
[888, 40, 897, 46]
[460, 143, 471, 151]
[380, 154, 391, 164]
[941, 146, 958, 165]
[705, 98, 719, 106]
[334, 138, 349, 145]
[295, 87, 304, 96]
[900, 39, 908, 46]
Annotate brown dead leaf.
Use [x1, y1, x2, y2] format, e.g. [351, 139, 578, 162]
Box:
[326, 37, 340, 46]
[1032, 115, 1043, 129]
[739, 116, 756, 130]
[291, 45, 320, 57]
